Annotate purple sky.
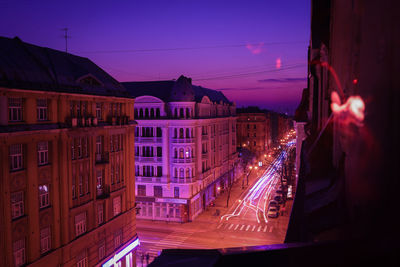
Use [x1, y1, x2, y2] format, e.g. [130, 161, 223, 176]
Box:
[1, 0, 310, 115]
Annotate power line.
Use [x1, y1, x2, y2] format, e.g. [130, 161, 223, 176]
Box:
[73, 41, 305, 54]
[61, 28, 70, 53]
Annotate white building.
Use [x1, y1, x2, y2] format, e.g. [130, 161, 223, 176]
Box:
[123, 76, 238, 222]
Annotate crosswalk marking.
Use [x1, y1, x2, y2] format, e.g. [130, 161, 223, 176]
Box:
[217, 223, 223, 229]
[269, 226, 273, 232]
[234, 224, 239, 230]
[228, 224, 234, 230]
[263, 225, 268, 232]
[257, 226, 261, 232]
[240, 225, 245, 231]
[245, 225, 250, 231]
[252, 225, 256, 231]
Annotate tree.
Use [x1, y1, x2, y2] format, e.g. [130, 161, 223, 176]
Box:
[238, 148, 256, 188]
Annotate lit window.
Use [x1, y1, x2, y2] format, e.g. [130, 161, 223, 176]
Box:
[38, 141, 49, 166]
[40, 227, 51, 254]
[113, 196, 121, 216]
[75, 212, 86, 237]
[96, 170, 103, 196]
[39, 184, 50, 209]
[37, 99, 48, 121]
[8, 97, 23, 122]
[9, 144, 23, 171]
[13, 239, 25, 267]
[11, 191, 24, 219]
[174, 187, 179, 198]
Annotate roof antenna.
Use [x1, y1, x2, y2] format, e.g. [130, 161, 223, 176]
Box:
[61, 28, 70, 53]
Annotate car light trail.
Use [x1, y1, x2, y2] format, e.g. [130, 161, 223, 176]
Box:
[220, 143, 294, 224]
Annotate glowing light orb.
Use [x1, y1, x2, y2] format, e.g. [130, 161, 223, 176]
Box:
[331, 91, 365, 125]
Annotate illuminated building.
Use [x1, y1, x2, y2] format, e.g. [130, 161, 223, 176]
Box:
[0, 37, 138, 267]
[236, 111, 271, 157]
[123, 76, 238, 222]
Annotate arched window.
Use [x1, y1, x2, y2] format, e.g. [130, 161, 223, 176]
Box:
[185, 128, 190, 138]
[134, 108, 138, 118]
[186, 168, 190, 178]
[179, 128, 184, 138]
[150, 108, 154, 118]
[174, 148, 177, 158]
[186, 108, 190, 118]
[139, 109, 143, 118]
[174, 168, 178, 178]
[191, 148, 194, 158]
[174, 109, 177, 118]
[191, 128, 194, 138]
[179, 168, 184, 178]
[179, 148, 184, 159]
[185, 148, 190, 158]
[180, 108, 184, 118]
[145, 108, 149, 118]
[156, 108, 160, 118]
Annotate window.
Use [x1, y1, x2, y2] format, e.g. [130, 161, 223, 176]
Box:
[40, 227, 51, 254]
[11, 191, 24, 219]
[96, 103, 102, 120]
[75, 212, 86, 237]
[8, 97, 23, 122]
[98, 241, 105, 260]
[138, 185, 146, 196]
[157, 147, 162, 157]
[38, 141, 49, 166]
[13, 239, 25, 267]
[97, 204, 104, 225]
[77, 138, 82, 158]
[72, 168, 76, 199]
[157, 166, 162, 177]
[37, 99, 48, 121]
[96, 170, 103, 196]
[71, 139, 76, 160]
[254, 133, 256, 137]
[154, 186, 162, 197]
[76, 257, 87, 267]
[9, 144, 23, 171]
[254, 125, 256, 129]
[254, 141, 256, 146]
[39, 184, 50, 209]
[113, 196, 121, 216]
[114, 230, 122, 249]
[174, 187, 179, 198]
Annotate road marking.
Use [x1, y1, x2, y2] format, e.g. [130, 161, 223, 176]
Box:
[246, 225, 250, 231]
[263, 225, 268, 232]
[228, 224, 234, 230]
[252, 225, 256, 231]
[240, 225, 245, 231]
[234, 224, 239, 230]
[269, 226, 273, 232]
[217, 224, 223, 229]
[257, 226, 261, 232]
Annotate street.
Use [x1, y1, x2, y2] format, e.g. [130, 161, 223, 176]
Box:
[136, 147, 294, 266]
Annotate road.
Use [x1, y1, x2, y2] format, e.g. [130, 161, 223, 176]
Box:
[136, 144, 295, 266]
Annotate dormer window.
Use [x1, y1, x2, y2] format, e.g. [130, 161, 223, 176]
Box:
[77, 74, 102, 87]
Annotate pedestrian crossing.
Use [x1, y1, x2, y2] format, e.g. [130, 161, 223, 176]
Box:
[216, 222, 274, 233]
[138, 230, 209, 266]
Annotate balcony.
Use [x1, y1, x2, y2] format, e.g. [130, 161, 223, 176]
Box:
[135, 137, 162, 143]
[201, 169, 211, 179]
[171, 177, 195, 183]
[202, 135, 208, 141]
[172, 138, 194, 144]
[108, 115, 130, 126]
[172, 158, 195, 164]
[136, 176, 168, 183]
[95, 152, 109, 164]
[96, 184, 110, 199]
[135, 156, 163, 163]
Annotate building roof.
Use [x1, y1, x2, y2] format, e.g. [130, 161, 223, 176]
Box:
[0, 36, 129, 97]
[122, 75, 232, 104]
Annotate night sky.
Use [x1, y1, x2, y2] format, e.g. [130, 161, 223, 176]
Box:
[1, 0, 310, 115]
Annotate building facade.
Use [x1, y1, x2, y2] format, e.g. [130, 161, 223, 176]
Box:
[123, 76, 238, 222]
[236, 112, 271, 157]
[0, 37, 138, 267]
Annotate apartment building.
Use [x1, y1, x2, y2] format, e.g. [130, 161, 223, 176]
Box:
[0, 36, 138, 267]
[123, 75, 238, 222]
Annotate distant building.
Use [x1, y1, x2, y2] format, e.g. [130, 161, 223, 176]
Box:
[236, 112, 271, 157]
[123, 76, 238, 222]
[0, 37, 138, 267]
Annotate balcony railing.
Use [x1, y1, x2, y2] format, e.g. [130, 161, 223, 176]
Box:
[172, 158, 195, 164]
[171, 177, 195, 183]
[136, 176, 168, 183]
[95, 152, 109, 164]
[172, 138, 194, 144]
[135, 137, 162, 143]
[135, 156, 163, 163]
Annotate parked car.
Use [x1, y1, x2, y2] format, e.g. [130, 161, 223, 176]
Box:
[267, 206, 279, 218]
[287, 185, 293, 199]
[273, 194, 284, 204]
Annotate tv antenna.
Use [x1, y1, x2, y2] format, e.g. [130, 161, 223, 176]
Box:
[61, 28, 70, 53]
